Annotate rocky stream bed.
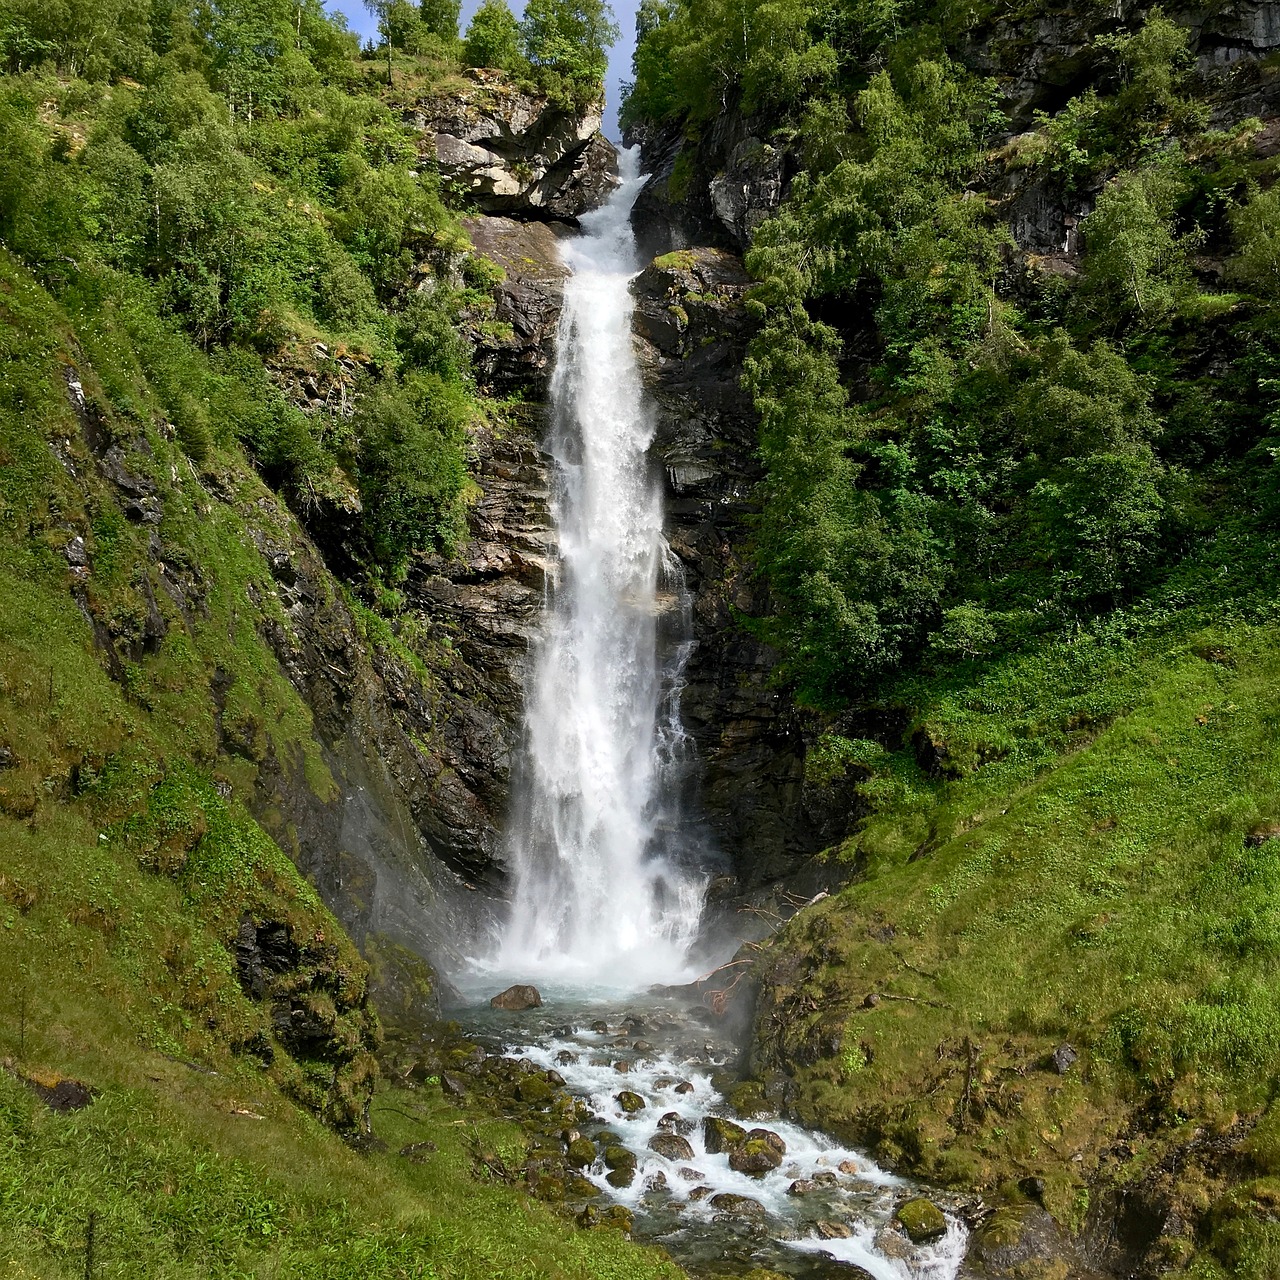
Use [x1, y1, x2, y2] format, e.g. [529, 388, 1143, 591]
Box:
[427, 987, 975, 1280]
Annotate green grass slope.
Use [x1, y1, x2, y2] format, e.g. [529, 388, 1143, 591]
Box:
[0, 240, 677, 1280]
[751, 609, 1280, 1273]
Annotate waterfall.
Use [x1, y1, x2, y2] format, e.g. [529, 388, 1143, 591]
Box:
[496, 147, 706, 986]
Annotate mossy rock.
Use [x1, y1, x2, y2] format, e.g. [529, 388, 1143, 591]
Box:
[566, 1136, 597, 1168]
[599, 1204, 635, 1233]
[896, 1197, 947, 1243]
[603, 1145, 636, 1171]
[516, 1076, 553, 1105]
[729, 1137, 783, 1175]
[703, 1115, 747, 1154]
[606, 1166, 636, 1189]
[727, 1079, 772, 1120]
[565, 1173, 601, 1198]
[616, 1090, 646, 1114]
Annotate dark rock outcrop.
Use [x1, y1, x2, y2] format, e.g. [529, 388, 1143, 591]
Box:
[631, 247, 837, 888]
[630, 112, 794, 259]
[462, 215, 572, 398]
[413, 69, 618, 220]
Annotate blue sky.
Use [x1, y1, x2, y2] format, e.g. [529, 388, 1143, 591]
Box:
[326, 0, 636, 138]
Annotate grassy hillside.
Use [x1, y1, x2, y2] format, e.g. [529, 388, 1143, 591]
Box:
[0, 238, 679, 1278]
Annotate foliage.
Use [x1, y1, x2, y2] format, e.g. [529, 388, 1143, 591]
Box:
[464, 0, 524, 72]
[520, 0, 618, 95]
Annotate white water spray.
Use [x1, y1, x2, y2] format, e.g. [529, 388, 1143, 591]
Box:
[496, 148, 705, 984]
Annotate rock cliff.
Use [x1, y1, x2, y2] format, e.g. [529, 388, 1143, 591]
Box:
[412, 69, 618, 220]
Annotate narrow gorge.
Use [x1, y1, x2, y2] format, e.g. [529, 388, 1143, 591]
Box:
[4, 2, 1280, 1277]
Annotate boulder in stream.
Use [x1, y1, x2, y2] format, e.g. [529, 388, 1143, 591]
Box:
[729, 1135, 784, 1174]
[896, 1197, 948, 1243]
[616, 1089, 646, 1114]
[709, 1192, 766, 1217]
[490, 984, 542, 1010]
[702, 1115, 747, 1153]
[649, 1132, 696, 1161]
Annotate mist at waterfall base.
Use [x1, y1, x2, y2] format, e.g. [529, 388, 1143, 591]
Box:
[474, 147, 709, 992]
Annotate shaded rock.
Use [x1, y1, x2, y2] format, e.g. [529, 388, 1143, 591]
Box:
[703, 1115, 748, 1154]
[657, 1110, 696, 1136]
[440, 1072, 468, 1100]
[515, 1075, 553, 1105]
[710, 1192, 766, 1216]
[896, 1197, 948, 1244]
[490, 984, 542, 1011]
[815, 1220, 853, 1240]
[674, 1080, 695, 1094]
[606, 1166, 636, 1189]
[649, 1132, 696, 1161]
[566, 1136, 597, 1168]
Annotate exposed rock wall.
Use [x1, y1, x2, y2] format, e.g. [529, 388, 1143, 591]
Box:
[412, 69, 618, 219]
[631, 249, 844, 889]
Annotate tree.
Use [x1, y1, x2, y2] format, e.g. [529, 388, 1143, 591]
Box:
[463, 0, 521, 70]
[520, 0, 618, 86]
[362, 0, 395, 82]
[420, 0, 461, 43]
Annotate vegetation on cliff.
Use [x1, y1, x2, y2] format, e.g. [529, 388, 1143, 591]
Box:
[626, 1, 1280, 1272]
[0, 4, 671, 1277]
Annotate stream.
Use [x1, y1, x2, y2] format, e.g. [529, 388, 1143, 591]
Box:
[455, 984, 969, 1279]
[461, 148, 970, 1279]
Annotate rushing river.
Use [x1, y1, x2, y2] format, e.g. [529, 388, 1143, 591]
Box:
[468, 151, 968, 1278]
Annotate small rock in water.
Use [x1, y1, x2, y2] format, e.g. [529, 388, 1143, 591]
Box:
[677, 1166, 704, 1181]
[1052, 1043, 1078, 1074]
[815, 1220, 853, 1240]
[590, 1020, 610, 1034]
[555, 1050, 579, 1066]
[702, 1115, 747, 1154]
[710, 1192, 766, 1217]
[649, 1132, 695, 1161]
[603, 1145, 636, 1172]
[838, 1159, 861, 1175]
[490, 984, 542, 1011]
[552, 1024, 574, 1037]
[729, 1135, 784, 1175]
[657, 1110, 695, 1135]
[896, 1197, 948, 1243]
[674, 1080, 695, 1095]
[545, 1069, 566, 1087]
[606, 1166, 636, 1189]
[688, 1185, 713, 1201]
[633, 1040, 653, 1052]
[654, 1076, 678, 1089]
[644, 1170, 669, 1192]
[616, 1090, 646, 1114]
[748, 1127, 787, 1155]
[613, 1060, 631, 1074]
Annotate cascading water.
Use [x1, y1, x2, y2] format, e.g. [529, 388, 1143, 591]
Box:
[496, 148, 706, 984]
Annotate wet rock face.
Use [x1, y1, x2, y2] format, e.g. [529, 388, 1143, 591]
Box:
[629, 110, 794, 260]
[413, 69, 618, 219]
[630, 246, 833, 888]
[462, 216, 572, 399]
